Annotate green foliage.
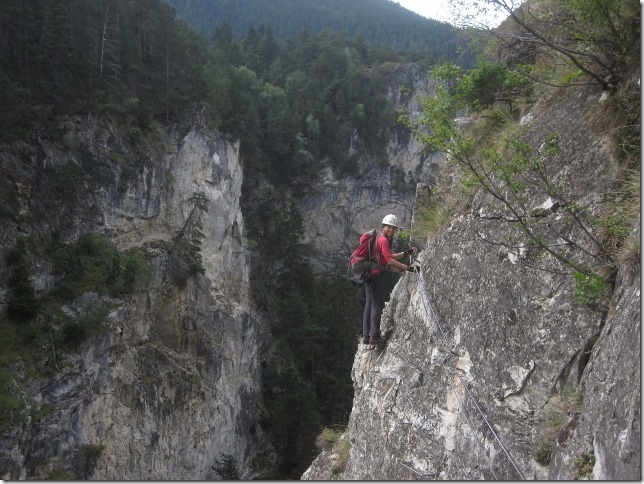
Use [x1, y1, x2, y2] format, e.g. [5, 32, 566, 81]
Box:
[0, 0, 210, 140]
[480, 0, 640, 90]
[315, 426, 344, 450]
[538, 410, 569, 464]
[0, 364, 28, 428]
[249, 449, 275, 477]
[50, 233, 152, 299]
[396, 229, 412, 244]
[60, 305, 112, 350]
[331, 435, 351, 475]
[213, 454, 239, 480]
[220, 28, 411, 187]
[261, 341, 323, 478]
[400, 66, 464, 153]
[255, 199, 363, 477]
[574, 452, 595, 479]
[0, 71, 30, 140]
[594, 168, 641, 262]
[594, 213, 631, 244]
[49, 470, 76, 480]
[0, 233, 152, 426]
[76, 444, 105, 479]
[459, 62, 509, 110]
[573, 272, 606, 306]
[107, 249, 154, 297]
[405, 54, 628, 305]
[315, 426, 350, 475]
[564, 0, 640, 79]
[169, 191, 210, 283]
[167, 0, 472, 66]
[414, 204, 455, 240]
[0, 0, 441, 193]
[51, 233, 113, 298]
[534, 440, 553, 466]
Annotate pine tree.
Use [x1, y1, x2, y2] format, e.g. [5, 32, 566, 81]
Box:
[168, 191, 210, 283]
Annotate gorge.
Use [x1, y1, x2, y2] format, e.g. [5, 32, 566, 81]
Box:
[0, 0, 640, 480]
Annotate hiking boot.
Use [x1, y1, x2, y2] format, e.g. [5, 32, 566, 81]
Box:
[362, 336, 370, 344]
[369, 335, 386, 345]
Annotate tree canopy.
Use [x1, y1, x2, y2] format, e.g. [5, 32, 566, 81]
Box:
[0, 0, 441, 190]
[167, 0, 475, 66]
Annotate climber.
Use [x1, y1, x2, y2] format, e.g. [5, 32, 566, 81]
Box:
[362, 214, 418, 345]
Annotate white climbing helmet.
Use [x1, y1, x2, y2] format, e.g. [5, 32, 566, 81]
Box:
[381, 214, 399, 228]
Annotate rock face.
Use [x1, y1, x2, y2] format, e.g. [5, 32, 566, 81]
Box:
[0, 63, 443, 481]
[1, 61, 638, 481]
[548, 218, 641, 480]
[0, 117, 268, 480]
[303, 84, 640, 480]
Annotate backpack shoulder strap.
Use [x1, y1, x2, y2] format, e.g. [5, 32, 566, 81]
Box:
[368, 229, 378, 261]
[372, 231, 387, 264]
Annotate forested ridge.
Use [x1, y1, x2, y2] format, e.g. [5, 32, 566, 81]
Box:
[0, 0, 207, 139]
[166, 0, 474, 66]
[0, 0, 428, 479]
[0, 0, 434, 187]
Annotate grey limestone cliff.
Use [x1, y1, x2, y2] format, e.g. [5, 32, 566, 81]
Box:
[0, 116, 269, 480]
[302, 82, 640, 480]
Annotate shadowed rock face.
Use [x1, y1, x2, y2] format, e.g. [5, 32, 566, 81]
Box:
[0, 118, 268, 480]
[303, 84, 640, 480]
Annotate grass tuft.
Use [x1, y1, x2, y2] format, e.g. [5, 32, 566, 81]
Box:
[534, 385, 583, 466]
[314, 426, 351, 476]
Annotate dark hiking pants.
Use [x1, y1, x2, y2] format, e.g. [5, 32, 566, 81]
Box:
[362, 274, 385, 337]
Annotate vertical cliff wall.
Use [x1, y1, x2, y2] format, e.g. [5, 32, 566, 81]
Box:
[303, 82, 640, 479]
[0, 116, 269, 480]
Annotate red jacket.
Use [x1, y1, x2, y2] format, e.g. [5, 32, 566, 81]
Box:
[371, 233, 394, 275]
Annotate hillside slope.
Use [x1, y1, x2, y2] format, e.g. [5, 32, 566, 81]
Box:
[166, 0, 473, 65]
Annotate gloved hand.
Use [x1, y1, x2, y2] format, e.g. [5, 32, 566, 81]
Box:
[406, 264, 420, 273]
